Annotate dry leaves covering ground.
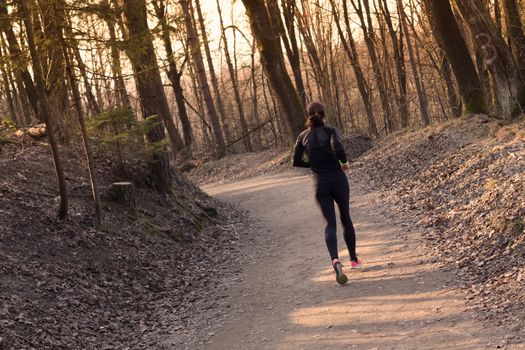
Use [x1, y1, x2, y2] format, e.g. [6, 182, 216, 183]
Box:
[0, 141, 248, 349]
[351, 114, 525, 332]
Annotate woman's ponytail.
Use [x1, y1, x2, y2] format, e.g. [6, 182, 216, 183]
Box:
[306, 101, 325, 128]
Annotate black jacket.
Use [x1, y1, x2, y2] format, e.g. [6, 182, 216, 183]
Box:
[293, 126, 348, 174]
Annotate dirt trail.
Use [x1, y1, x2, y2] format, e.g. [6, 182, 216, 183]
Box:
[201, 171, 521, 350]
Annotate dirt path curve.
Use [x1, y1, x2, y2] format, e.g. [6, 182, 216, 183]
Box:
[201, 171, 518, 350]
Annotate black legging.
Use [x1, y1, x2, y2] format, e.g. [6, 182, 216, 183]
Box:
[314, 170, 358, 262]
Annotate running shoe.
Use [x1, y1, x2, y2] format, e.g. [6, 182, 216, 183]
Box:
[332, 259, 348, 285]
[350, 257, 363, 269]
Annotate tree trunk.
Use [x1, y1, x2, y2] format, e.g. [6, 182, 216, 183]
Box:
[330, 0, 377, 136]
[441, 55, 462, 117]
[18, 0, 68, 218]
[242, 0, 304, 140]
[122, 0, 177, 189]
[296, 3, 336, 125]
[423, 0, 486, 115]
[180, 0, 226, 156]
[0, 39, 17, 123]
[455, 0, 520, 118]
[502, 0, 525, 83]
[194, 0, 235, 148]
[216, 0, 252, 152]
[104, 11, 131, 109]
[397, 0, 430, 125]
[0, 0, 39, 119]
[37, 0, 69, 140]
[152, 0, 193, 150]
[267, 0, 307, 106]
[58, 18, 102, 225]
[351, 0, 394, 133]
[62, 15, 101, 116]
[379, 0, 409, 128]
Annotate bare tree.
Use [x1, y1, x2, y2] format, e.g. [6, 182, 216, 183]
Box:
[152, 0, 193, 150]
[58, 10, 101, 224]
[423, 0, 486, 115]
[216, 0, 252, 151]
[241, 0, 304, 140]
[18, 0, 68, 218]
[397, 0, 430, 125]
[180, 0, 226, 156]
[330, 0, 377, 135]
[502, 0, 525, 84]
[122, 0, 179, 188]
[455, 0, 520, 118]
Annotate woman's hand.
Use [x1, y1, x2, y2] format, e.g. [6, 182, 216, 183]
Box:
[341, 163, 350, 172]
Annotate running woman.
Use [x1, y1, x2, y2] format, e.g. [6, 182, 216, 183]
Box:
[292, 101, 362, 285]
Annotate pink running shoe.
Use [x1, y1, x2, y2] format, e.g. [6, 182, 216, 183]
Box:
[350, 257, 363, 269]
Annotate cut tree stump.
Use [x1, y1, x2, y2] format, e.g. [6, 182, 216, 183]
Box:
[109, 182, 136, 210]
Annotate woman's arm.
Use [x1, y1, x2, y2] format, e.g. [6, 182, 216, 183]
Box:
[292, 135, 310, 168]
[330, 128, 348, 164]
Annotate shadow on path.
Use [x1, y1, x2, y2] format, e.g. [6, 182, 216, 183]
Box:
[200, 171, 517, 350]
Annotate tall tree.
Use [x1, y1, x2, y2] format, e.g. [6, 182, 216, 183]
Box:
[37, 0, 70, 139]
[330, 0, 377, 135]
[379, 0, 409, 128]
[194, 0, 235, 148]
[241, 0, 304, 140]
[351, 0, 394, 132]
[455, 0, 520, 118]
[180, 0, 226, 156]
[152, 0, 193, 150]
[423, 0, 486, 115]
[58, 11, 101, 224]
[216, 0, 252, 151]
[122, 0, 178, 188]
[502, 0, 525, 83]
[18, 0, 68, 218]
[397, 0, 430, 126]
[280, 0, 307, 106]
[0, 0, 39, 119]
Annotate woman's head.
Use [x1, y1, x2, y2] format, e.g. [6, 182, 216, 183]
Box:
[306, 101, 325, 128]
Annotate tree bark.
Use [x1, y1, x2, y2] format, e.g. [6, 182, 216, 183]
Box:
[423, 0, 486, 115]
[37, 0, 69, 140]
[152, 0, 193, 150]
[502, 0, 525, 83]
[351, 0, 395, 132]
[18, 0, 68, 218]
[0, 0, 39, 119]
[122, 0, 177, 189]
[397, 0, 430, 125]
[330, 0, 377, 136]
[379, 0, 409, 128]
[241, 0, 305, 140]
[216, 0, 252, 152]
[194, 0, 235, 148]
[180, 0, 226, 156]
[454, 0, 520, 118]
[104, 9, 131, 109]
[62, 14, 101, 116]
[267, 0, 307, 106]
[58, 18, 102, 225]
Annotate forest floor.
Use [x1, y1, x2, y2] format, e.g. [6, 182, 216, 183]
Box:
[186, 114, 525, 349]
[0, 138, 255, 349]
